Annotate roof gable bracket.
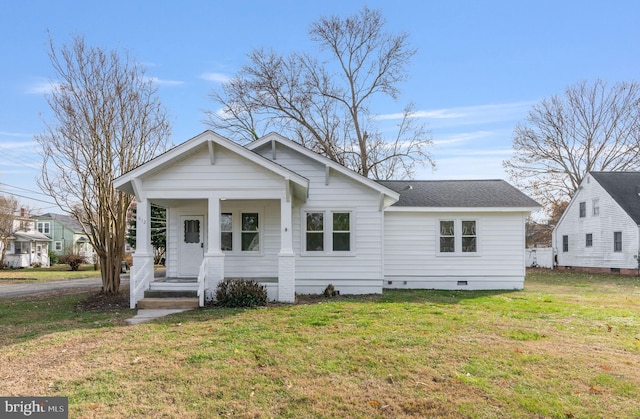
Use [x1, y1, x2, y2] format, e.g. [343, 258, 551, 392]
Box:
[131, 178, 145, 202]
[325, 165, 330, 186]
[271, 139, 277, 160]
[207, 140, 215, 165]
[378, 192, 384, 212]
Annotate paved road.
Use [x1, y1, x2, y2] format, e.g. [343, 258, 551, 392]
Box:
[0, 276, 130, 298]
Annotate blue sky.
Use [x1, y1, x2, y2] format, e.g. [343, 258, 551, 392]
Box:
[1, 0, 639, 212]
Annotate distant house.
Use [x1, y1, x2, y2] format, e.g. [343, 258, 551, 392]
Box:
[114, 131, 539, 308]
[1, 208, 50, 268]
[553, 172, 640, 274]
[34, 213, 95, 261]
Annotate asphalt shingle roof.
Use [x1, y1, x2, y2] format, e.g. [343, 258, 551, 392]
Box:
[377, 180, 540, 208]
[36, 213, 85, 232]
[590, 172, 640, 225]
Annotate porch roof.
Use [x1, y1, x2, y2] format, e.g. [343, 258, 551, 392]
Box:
[114, 131, 309, 201]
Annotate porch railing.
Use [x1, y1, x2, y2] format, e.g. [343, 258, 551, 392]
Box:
[130, 257, 154, 309]
[197, 258, 207, 307]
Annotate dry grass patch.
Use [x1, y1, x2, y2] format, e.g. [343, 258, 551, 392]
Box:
[0, 270, 639, 418]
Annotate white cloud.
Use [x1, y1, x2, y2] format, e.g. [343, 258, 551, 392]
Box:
[200, 72, 231, 83]
[26, 81, 60, 95]
[146, 77, 184, 86]
[432, 130, 495, 146]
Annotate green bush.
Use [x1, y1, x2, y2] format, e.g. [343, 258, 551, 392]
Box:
[49, 251, 59, 266]
[215, 278, 267, 307]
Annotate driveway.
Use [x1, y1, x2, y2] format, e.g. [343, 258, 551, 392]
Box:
[0, 275, 130, 298]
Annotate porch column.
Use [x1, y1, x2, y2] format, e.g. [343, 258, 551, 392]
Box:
[278, 196, 295, 302]
[204, 195, 225, 301]
[131, 198, 154, 308]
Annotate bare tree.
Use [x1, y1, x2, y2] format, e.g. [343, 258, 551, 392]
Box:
[0, 196, 21, 269]
[504, 79, 640, 209]
[205, 7, 434, 179]
[36, 35, 171, 294]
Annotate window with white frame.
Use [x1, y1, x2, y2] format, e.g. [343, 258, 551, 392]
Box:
[439, 219, 477, 254]
[579, 202, 586, 218]
[614, 231, 622, 252]
[37, 222, 50, 235]
[220, 213, 233, 251]
[585, 233, 593, 247]
[219, 211, 261, 253]
[592, 199, 599, 216]
[241, 213, 259, 251]
[55, 241, 63, 252]
[562, 235, 569, 252]
[304, 210, 351, 253]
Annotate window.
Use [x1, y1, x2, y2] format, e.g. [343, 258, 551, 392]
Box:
[220, 213, 233, 251]
[461, 221, 477, 252]
[439, 221, 455, 253]
[579, 202, 586, 218]
[306, 212, 324, 251]
[585, 233, 592, 247]
[614, 231, 622, 252]
[14, 241, 28, 254]
[241, 213, 259, 251]
[592, 199, 599, 216]
[184, 219, 200, 243]
[55, 241, 63, 251]
[37, 222, 50, 235]
[332, 213, 350, 251]
[562, 235, 569, 252]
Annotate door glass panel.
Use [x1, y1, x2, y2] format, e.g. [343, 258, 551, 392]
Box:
[184, 219, 200, 244]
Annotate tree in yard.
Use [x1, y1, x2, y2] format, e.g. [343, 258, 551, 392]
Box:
[205, 6, 434, 180]
[0, 196, 21, 269]
[36, 35, 171, 294]
[126, 203, 166, 265]
[504, 79, 640, 210]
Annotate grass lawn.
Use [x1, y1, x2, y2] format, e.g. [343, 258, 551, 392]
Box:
[0, 269, 638, 418]
[0, 264, 100, 282]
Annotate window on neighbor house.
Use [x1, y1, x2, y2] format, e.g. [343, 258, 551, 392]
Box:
[579, 202, 586, 218]
[592, 199, 599, 216]
[586, 233, 593, 247]
[614, 231, 622, 252]
[241, 213, 259, 251]
[37, 222, 50, 235]
[562, 235, 569, 252]
[439, 221, 455, 253]
[55, 241, 63, 252]
[14, 241, 28, 254]
[220, 213, 233, 251]
[306, 212, 324, 252]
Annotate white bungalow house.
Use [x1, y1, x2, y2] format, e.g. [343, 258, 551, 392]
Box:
[553, 172, 640, 274]
[114, 131, 539, 308]
[1, 208, 51, 268]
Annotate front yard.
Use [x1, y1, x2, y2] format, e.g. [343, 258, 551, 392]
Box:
[0, 270, 638, 418]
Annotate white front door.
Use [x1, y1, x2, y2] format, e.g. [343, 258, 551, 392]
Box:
[179, 215, 205, 277]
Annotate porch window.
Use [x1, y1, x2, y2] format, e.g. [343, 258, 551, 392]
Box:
[332, 212, 350, 251]
[241, 213, 259, 251]
[220, 213, 233, 251]
[14, 241, 28, 254]
[461, 221, 477, 252]
[614, 231, 622, 252]
[439, 221, 455, 253]
[306, 212, 324, 251]
[184, 219, 200, 244]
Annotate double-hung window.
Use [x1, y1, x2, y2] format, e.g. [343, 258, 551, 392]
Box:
[219, 211, 260, 252]
[614, 231, 622, 252]
[579, 202, 586, 218]
[304, 210, 351, 254]
[562, 235, 569, 252]
[439, 219, 478, 254]
[585, 233, 593, 247]
[37, 222, 50, 235]
[241, 213, 260, 251]
[220, 213, 233, 251]
[592, 199, 599, 216]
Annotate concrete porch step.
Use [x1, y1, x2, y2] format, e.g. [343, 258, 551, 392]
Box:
[145, 289, 198, 298]
[137, 297, 199, 310]
[148, 280, 199, 292]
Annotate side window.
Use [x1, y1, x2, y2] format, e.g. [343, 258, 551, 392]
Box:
[592, 199, 599, 216]
[579, 202, 586, 218]
[585, 233, 593, 247]
[614, 231, 622, 252]
[306, 212, 324, 251]
[562, 235, 569, 252]
[241, 213, 259, 251]
[220, 213, 232, 251]
[332, 212, 350, 251]
[461, 221, 477, 253]
[439, 221, 455, 253]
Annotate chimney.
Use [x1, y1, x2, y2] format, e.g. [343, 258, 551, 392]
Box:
[20, 207, 28, 218]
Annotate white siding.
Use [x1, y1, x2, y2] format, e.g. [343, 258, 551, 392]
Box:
[255, 143, 384, 295]
[554, 175, 640, 270]
[383, 211, 527, 289]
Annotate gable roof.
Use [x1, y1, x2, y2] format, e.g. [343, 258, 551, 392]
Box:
[378, 180, 540, 210]
[114, 130, 309, 198]
[590, 172, 640, 224]
[247, 132, 400, 202]
[36, 213, 84, 233]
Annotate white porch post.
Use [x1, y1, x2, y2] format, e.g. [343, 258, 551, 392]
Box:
[278, 196, 295, 302]
[204, 195, 225, 301]
[131, 198, 154, 308]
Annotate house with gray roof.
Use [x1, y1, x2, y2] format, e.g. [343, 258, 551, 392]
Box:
[115, 131, 540, 309]
[553, 172, 640, 274]
[35, 213, 95, 261]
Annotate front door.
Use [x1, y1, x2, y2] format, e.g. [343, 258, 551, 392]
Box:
[179, 215, 204, 277]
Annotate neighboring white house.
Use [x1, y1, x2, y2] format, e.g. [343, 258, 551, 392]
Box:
[553, 172, 640, 274]
[1, 208, 51, 268]
[114, 131, 539, 308]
